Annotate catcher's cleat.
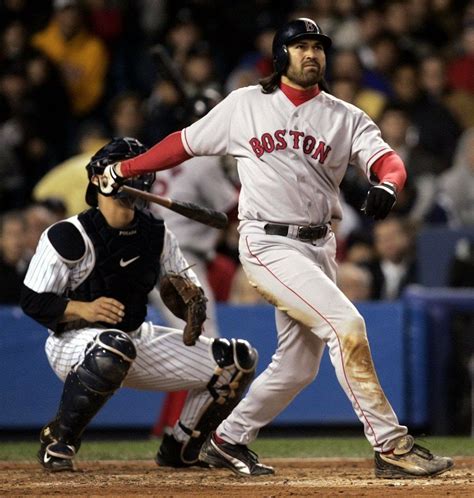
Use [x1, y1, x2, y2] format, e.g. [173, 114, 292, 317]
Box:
[38, 441, 76, 472]
[155, 433, 208, 468]
[198, 432, 274, 477]
[374, 435, 454, 478]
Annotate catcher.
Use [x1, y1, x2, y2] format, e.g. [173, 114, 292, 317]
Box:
[20, 137, 258, 472]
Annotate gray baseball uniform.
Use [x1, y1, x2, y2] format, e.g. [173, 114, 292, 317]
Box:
[179, 84, 408, 452]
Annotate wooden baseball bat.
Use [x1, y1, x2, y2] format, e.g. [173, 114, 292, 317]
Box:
[120, 185, 229, 229]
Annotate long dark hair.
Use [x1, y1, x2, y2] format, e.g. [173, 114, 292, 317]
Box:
[259, 71, 331, 94]
[259, 72, 281, 94]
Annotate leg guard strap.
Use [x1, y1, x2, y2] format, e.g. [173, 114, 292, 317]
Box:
[179, 338, 258, 463]
[52, 330, 136, 446]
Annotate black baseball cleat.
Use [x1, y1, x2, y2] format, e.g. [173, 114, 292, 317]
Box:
[198, 432, 274, 476]
[38, 441, 76, 472]
[375, 435, 454, 478]
[155, 433, 208, 468]
[38, 424, 76, 472]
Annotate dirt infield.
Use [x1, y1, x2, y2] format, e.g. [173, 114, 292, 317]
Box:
[1, 458, 472, 496]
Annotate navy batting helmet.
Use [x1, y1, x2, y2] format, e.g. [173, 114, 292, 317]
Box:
[272, 18, 332, 74]
[85, 137, 155, 207]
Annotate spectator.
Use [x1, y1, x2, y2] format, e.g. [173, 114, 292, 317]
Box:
[331, 0, 360, 51]
[25, 51, 71, 162]
[343, 230, 376, 267]
[230, 23, 275, 80]
[107, 91, 147, 142]
[356, 5, 386, 70]
[362, 32, 401, 97]
[383, 1, 424, 59]
[134, 0, 168, 43]
[0, 65, 53, 197]
[182, 44, 219, 95]
[0, 20, 39, 71]
[419, 51, 474, 130]
[411, 0, 458, 51]
[84, 0, 124, 47]
[447, 21, 474, 95]
[449, 237, 474, 287]
[33, 120, 109, 216]
[23, 202, 61, 259]
[336, 262, 372, 302]
[390, 62, 462, 170]
[419, 53, 450, 100]
[0, 134, 23, 210]
[0, 0, 50, 33]
[225, 66, 260, 93]
[329, 49, 387, 119]
[0, 209, 28, 304]
[438, 127, 474, 226]
[377, 103, 446, 223]
[144, 79, 183, 142]
[207, 252, 238, 303]
[366, 217, 417, 300]
[164, 15, 203, 70]
[31, 0, 109, 117]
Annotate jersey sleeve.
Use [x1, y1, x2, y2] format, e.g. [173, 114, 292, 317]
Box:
[350, 111, 393, 179]
[181, 90, 241, 157]
[21, 230, 73, 331]
[23, 230, 73, 294]
[159, 226, 200, 286]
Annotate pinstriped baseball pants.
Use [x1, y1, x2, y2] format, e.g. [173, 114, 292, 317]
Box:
[45, 321, 232, 442]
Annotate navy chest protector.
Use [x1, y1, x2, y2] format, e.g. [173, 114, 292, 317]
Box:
[70, 209, 165, 332]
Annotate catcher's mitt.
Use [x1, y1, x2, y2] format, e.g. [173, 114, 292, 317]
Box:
[160, 273, 208, 346]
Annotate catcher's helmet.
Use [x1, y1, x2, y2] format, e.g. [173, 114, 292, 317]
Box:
[272, 18, 332, 74]
[85, 136, 155, 207]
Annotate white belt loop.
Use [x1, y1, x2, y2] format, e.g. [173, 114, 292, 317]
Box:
[287, 225, 300, 239]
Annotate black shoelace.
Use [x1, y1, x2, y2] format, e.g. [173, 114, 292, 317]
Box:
[412, 443, 434, 460]
[236, 444, 260, 465]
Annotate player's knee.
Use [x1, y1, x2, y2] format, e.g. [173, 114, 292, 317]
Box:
[284, 363, 319, 389]
[340, 315, 367, 338]
[77, 330, 136, 393]
[212, 338, 258, 374]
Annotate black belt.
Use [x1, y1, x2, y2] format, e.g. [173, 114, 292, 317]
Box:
[264, 223, 329, 241]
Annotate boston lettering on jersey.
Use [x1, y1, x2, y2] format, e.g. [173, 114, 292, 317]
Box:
[249, 129, 332, 163]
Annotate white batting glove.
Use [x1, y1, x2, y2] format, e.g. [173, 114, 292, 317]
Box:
[98, 163, 124, 196]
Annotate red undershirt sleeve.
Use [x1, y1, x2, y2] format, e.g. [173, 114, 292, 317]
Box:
[120, 131, 191, 177]
[370, 151, 407, 192]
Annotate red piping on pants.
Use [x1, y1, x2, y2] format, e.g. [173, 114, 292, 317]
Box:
[245, 235, 380, 447]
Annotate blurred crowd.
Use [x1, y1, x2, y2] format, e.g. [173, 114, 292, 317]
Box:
[1, 0, 474, 306]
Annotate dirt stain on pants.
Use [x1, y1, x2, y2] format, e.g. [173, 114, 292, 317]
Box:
[341, 331, 392, 413]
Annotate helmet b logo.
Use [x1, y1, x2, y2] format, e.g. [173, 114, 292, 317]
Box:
[304, 20, 316, 32]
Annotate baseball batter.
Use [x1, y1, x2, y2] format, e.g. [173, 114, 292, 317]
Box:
[20, 137, 258, 472]
[100, 19, 453, 478]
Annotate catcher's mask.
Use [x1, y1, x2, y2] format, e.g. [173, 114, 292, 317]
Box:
[272, 18, 332, 74]
[85, 137, 155, 209]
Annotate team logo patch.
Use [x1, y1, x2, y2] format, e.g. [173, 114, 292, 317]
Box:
[304, 20, 316, 32]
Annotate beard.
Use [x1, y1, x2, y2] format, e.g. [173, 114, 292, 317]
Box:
[286, 63, 323, 88]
